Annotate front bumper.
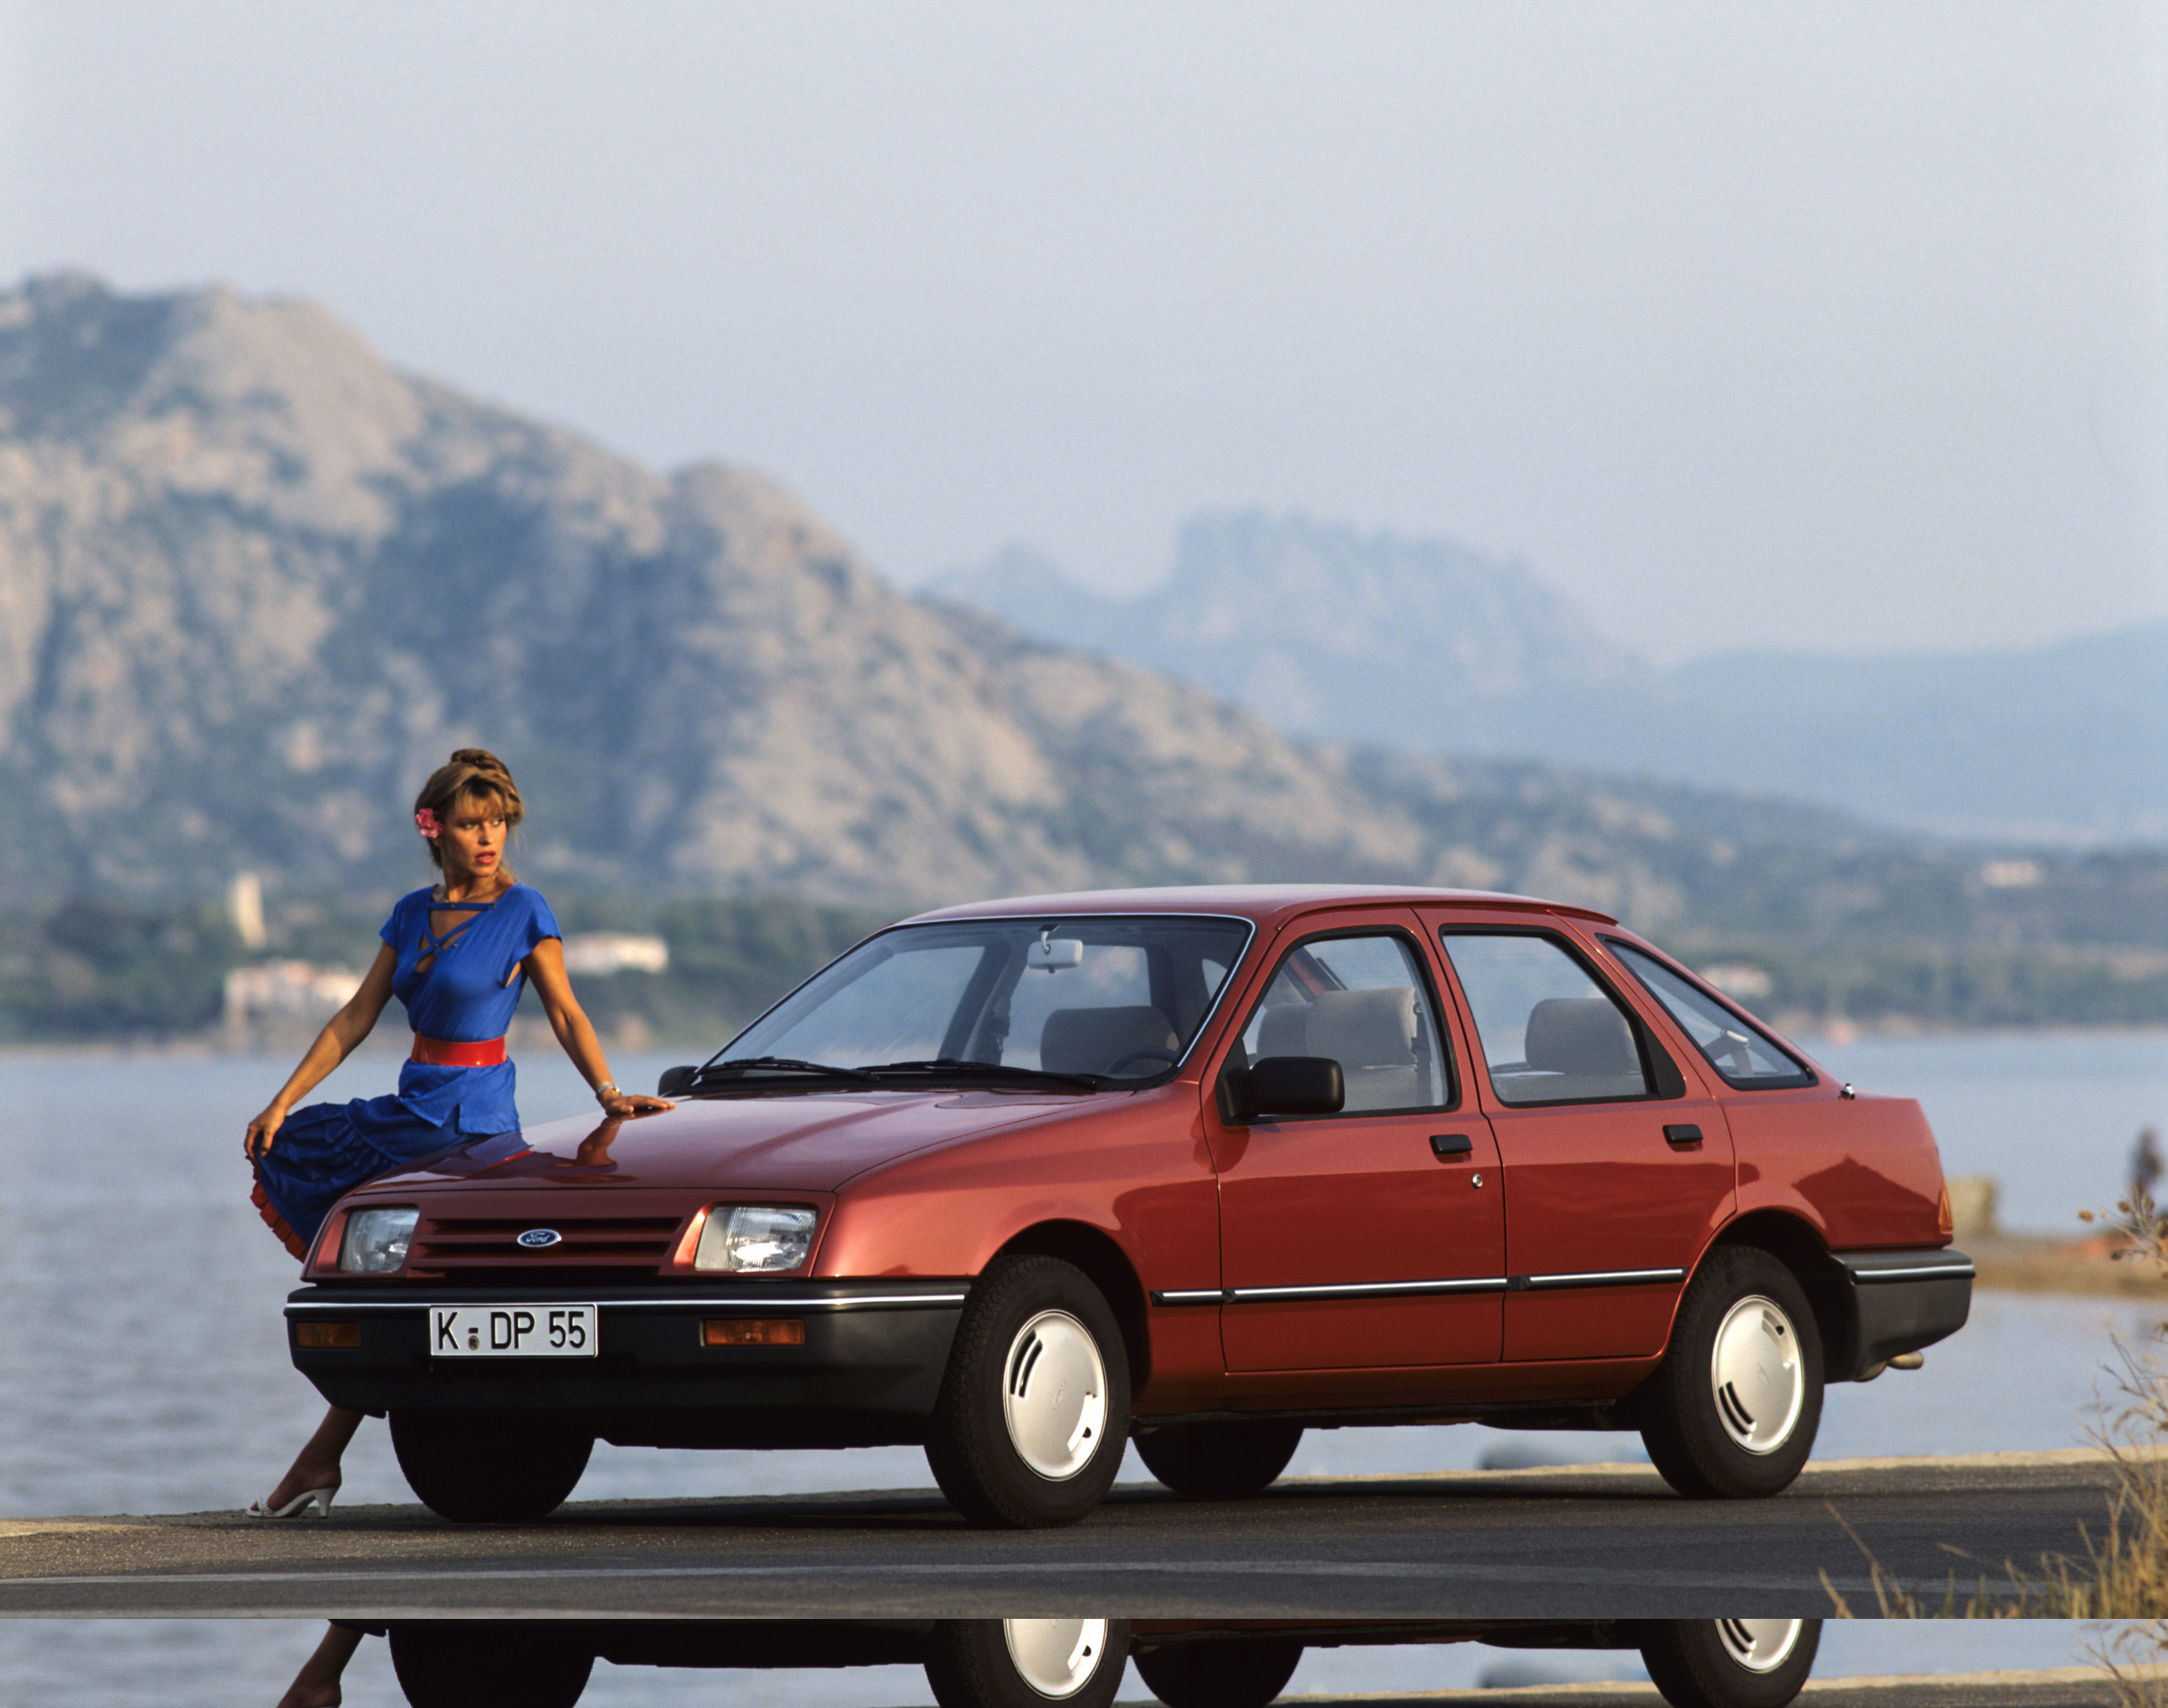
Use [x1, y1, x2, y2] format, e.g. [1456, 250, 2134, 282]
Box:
[1828, 1248, 1974, 1381]
[284, 1278, 968, 1449]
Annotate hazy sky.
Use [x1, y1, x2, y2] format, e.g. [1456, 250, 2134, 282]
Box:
[2, 2, 2162, 664]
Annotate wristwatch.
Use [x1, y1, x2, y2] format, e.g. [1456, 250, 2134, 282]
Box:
[594, 1082, 620, 1104]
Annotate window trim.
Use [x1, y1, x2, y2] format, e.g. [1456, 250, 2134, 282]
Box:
[1434, 924, 1688, 1108]
[1599, 936, 1817, 1092]
[1223, 923, 1462, 1122]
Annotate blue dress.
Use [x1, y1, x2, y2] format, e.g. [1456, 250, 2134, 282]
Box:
[251, 883, 561, 1260]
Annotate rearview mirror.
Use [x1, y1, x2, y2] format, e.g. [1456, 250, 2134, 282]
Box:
[1241, 1056, 1346, 1120]
[658, 1064, 698, 1099]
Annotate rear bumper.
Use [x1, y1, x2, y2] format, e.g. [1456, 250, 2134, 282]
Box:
[1828, 1248, 1974, 1382]
[284, 1278, 967, 1449]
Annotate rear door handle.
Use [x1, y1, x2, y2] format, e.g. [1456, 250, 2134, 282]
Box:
[1664, 1124, 1703, 1147]
[1430, 1133, 1474, 1158]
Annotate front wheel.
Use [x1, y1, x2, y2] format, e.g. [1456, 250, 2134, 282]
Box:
[924, 1619, 1131, 1708]
[1637, 1245, 1823, 1499]
[389, 1408, 593, 1522]
[1638, 1619, 1820, 1708]
[1134, 1420, 1303, 1498]
[924, 1255, 1132, 1528]
[1132, 1636, 1303, 1708]
[388, 1622, 595, 1707]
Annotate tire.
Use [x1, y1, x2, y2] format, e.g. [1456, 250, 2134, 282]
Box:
[924, 1619, 1131, 1708]
[1134, 1420, 1304, 1499]
[389, 1408, 594, 1522]
[1637, 1245, 1823, 1499]
[1133, 1636, 1303, 1708]
[1638, 1619, 1820, 1708]
[924, 1254, 1132, 1528]
[389, 1621, 595, 1707]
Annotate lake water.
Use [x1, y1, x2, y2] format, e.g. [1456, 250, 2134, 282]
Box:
[0, 1033, 2162, 1702]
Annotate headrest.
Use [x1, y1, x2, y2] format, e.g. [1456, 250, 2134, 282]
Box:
[1524, 997, 1638, 1076]
[1257, 1005, 1312, 1059]
[1305, 987, 1419, 1069]
[1040, 1005, 1180, 1076]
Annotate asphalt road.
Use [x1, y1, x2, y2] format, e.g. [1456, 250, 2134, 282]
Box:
[0, 1452, 2125, 1619]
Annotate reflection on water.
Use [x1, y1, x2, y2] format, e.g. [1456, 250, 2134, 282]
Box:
[0, 1617, 2143, 1706]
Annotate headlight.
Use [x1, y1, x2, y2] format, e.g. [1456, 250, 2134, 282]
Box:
[693, 1205, 817, 1273]
[340, 1206, 418, 1273]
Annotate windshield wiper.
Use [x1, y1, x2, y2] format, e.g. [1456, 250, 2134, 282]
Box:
[860, 1058, 1106, 1090]
[694, 1056, 878, 1086]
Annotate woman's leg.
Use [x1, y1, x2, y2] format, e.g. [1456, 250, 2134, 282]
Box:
[263, 1406, 365, 1510]
[275, 1622, 365, 1708]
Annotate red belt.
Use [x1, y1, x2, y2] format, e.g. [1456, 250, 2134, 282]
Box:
[410, 1033, 507, 1067]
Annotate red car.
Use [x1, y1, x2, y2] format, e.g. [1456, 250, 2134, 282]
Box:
[287, 886, 1970, 1527]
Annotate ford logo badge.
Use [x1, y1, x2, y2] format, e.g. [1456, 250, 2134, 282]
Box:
[516, 1228, 562, 1249]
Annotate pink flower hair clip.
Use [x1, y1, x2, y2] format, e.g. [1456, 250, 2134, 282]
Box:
[414, 808, 442, 841]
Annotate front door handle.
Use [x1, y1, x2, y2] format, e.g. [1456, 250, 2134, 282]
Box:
[1430, 1132, 1474, 1159]
[1664, 1123, 1704, 1147]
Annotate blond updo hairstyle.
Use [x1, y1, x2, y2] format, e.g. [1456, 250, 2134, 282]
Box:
[413, 748, 524, 882]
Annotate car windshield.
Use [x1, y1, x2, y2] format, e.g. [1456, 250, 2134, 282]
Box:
[715, 915, 1253, 1085]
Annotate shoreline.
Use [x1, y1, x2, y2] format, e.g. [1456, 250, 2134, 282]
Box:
[3, 1021, 2163, 1062]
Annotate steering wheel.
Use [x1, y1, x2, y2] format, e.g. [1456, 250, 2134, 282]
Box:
[1105, 1047, 1180, 1075]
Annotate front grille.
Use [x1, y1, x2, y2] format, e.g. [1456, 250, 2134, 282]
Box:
[408, 1214, 683, 1277]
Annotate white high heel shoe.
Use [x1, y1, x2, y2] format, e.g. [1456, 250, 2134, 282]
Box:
[247, 1485, 338, 1518]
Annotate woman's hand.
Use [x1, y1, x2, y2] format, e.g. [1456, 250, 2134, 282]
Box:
[599, 1090, 674, 1119]
[245, 1103, 289, 1161]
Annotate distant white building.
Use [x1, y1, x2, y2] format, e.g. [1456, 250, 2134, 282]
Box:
[224, 960, 365, 1027]
[1697, 962, 1775, 1002]
[560, 933, 670, 976]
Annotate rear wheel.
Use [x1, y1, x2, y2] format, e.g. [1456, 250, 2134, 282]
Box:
[1132, 1635, 1303, 1707]
[389, 1408, 593, 1522]
[924, 1619, 1131, 1708]
[1638, 1619, 1820, 1708]
[1638, 1246, 1822, 1499]
[924, 1255, 1132, 1528]
[389, 1621, 595, 1707]
[1134, 1420, 1304, 1499]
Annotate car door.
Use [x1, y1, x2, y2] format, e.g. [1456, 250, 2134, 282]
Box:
[1206, 911, 1506, 1372]
[1422, 910, 1736, 1364]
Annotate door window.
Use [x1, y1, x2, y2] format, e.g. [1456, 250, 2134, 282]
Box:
[1439, 931, 1652, 1106]
[1236, 933, 1451, 1113]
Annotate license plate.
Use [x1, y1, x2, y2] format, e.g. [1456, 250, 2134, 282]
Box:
[430, 1305, 597, 1358]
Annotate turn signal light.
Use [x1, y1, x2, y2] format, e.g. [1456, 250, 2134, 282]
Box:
[1936, 1182, 1954, 1237]
[296, 1322, 362, 1349]
[702, 1318, 805, 1347]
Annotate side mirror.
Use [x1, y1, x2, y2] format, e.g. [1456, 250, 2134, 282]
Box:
[1245, 1056, 1345, 1119]
[658, 1064, 699, 1099]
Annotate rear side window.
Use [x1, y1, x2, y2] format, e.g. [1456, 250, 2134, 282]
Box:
[1605, 940, 1814, 1089]
[1439, 931, 1653, 1106]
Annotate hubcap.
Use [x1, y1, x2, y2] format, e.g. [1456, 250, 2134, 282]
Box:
[1709, 1294, 1804, 1454]
[1000, 1310, 1108, 1481]
[1716, 1618, 1805, 1673]
[1003, 1619, 1111, 1698]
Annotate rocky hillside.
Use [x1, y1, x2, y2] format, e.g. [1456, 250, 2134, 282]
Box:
[938, 521, 2168, 845]
[0, 275, 2160, 1034]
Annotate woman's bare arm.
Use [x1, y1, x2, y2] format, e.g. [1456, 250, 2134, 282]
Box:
[243, 943, 399, 1160]
[523, 936, 674, 1118]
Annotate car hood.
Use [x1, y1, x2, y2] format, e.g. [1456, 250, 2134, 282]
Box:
[357, 1089, 1087, 1195]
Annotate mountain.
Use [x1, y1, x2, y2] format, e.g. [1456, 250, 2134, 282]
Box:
[0, 273, 1790, 915]
[0, 275, 2160, 1034]
[934, 523, 2168, 845]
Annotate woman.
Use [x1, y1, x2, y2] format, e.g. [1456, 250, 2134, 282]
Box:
[244, 748, 670, 1518]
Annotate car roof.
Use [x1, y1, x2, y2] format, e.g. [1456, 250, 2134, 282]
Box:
[905, 884, 1620, 930]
